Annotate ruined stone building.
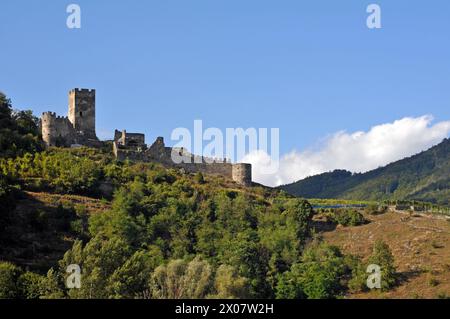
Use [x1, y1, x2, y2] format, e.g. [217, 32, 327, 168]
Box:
[113, 130, 252, 186]
[41, 89, 101, 147]
[41, 88, 252, 186]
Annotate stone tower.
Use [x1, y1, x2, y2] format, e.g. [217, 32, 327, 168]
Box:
[41, 112, 57, 147]
[232, 163, 252, 187]
[68, 88, 96, 138]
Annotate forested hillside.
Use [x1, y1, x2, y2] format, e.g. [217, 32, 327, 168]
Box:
[0, 92, 398, 299]
[280, 139, 450, 206]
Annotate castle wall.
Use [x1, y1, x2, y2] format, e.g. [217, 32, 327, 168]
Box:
[54, 117, 76, 143]
[123, 132, 145, 147]
[114, 129, 122, 142]
[41, 112, 76, 147]
[116, 136, 251, 185]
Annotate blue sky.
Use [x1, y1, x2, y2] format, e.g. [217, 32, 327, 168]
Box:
[1, 1, 450, 184]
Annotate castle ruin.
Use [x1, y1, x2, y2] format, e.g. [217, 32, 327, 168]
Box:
[41, 89, 252, 186]
[113, 130, 252, 186]
[41, 89, 101, 147]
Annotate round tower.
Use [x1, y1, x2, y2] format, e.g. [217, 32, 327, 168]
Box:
[232, 163, 252, 186]
[41, 112, 57, 147]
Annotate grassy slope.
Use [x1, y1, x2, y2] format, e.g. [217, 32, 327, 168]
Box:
[318, 210, 450, 298]
[0, 191, 111, 272]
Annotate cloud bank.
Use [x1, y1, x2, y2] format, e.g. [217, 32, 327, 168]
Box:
[243, 115, 450, 187]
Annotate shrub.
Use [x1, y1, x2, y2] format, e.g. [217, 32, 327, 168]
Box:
[368, 240, 397, 290]
[150, 257, 212, 299]
[328, 209, 366, 227]
[0, 262, 21, 299]
[0, 151, 102, 195]
[275, 243, 347, 299]
[210, 265, 250, 299]
[17, 272, 46, 299]
[346, 255, 368, 293]
[194, 172, 205, 184]
[428, 278, 439, 287]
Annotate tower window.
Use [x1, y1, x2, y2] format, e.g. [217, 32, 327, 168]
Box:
[80, 111, 83, 117]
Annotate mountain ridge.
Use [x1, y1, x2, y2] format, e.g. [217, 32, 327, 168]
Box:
[280, 138, 450, 206]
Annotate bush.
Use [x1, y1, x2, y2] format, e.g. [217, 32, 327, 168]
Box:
[17, 272, 46, 299]
[0, 262, 21, 299]
[211, 265, 250, 299]
[368, 240, 397, 290]
[194, 172, 205, 184]
[0, 150, 102, 195]
[150, 257, 212, 299]
[428, 278, 439, 287]
[328, 209, 366, 227]
[346, 255, 368, 293]
[275, 243, 347, 299]
[365, 204, 386, 215]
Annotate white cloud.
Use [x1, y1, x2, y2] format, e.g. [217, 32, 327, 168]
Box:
[243, 115, 450, 187]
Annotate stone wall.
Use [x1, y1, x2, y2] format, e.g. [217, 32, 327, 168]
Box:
[41, 112, 76, 147]
[114, 135, 252, 186]
[114, 129, 146, 148]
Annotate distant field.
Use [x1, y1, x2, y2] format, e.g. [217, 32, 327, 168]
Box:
[307, 198, 377, 207]
[307, 198, 450, 216]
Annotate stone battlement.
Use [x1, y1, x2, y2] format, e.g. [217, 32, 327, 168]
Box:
[42, 111, 57, 117]
[70, 88, 96, 94]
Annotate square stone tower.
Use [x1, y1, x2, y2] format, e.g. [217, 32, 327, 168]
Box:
[68, 88, 96, 138]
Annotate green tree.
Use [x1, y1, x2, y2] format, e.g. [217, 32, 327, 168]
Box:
[150, 257, 212, 299]
[0, 262, 21, 299]
[17, 272, 46, 299]
[0, 92, 43, 158]
[106, 247, 164, 298]
[210, 265, 250, 299]
[40, 268, 65, 299]
[13, 110, 40, 136]
[275, 243, 347, 299]
[329, 209, 366, 227]
[59, 236, 132, 299]
[368, 240, 397, 290]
